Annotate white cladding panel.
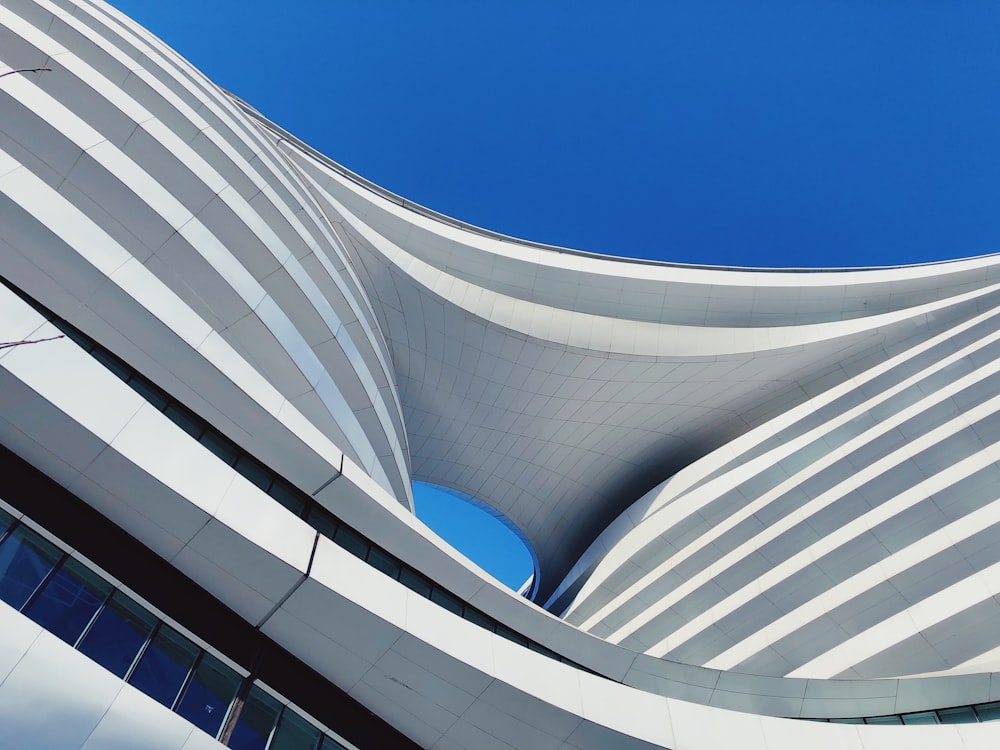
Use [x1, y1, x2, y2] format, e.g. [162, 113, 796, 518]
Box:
[0, 603, 226, 750]
[3, 0, 1000, 747]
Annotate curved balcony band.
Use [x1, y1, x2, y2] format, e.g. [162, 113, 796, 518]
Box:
[266, 116, 1000, 605]
[3, 0, 1000, 748]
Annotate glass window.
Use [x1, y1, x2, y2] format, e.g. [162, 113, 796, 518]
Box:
[430, 587, 463, 615]
[0, 507, 14, 538]
[90, 348, 132, 382]
[270, 707, 321, 750]
[175, 653, 241, 737]
[228, 685, 281, 750]
[565, 658, 594, 674]
[865, 715, 902, 724]
[0, 524, 62, 610]
[975, 702, 1000, 722]
[902, 711, 939, 725]
[366, 548, 400, 579]
[320, 737, 349, 750]
[830, 718, 864, 724]
[24, 557, 111, 645]
[128, 625, 199, 708]
[269, 480, 305, 516]
[165, 403, 205, 439]
[399, 569, 432, 598]
[306, 508, 338, 540]
[78, 592, 156, 677]
[528, 642, 560, 660]
[937, 706, 979, 724]
[495, 624, 529, 647]
[201, 431, 240, 466]
[127, 377, 169, 411]
[56, 324, 94, 352]
[462, 607, 495, 631]
[235, 455, 273, 492]
[333, 526, 369, 560]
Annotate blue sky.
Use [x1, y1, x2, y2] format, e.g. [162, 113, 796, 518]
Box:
[109, 0, 1000, 587]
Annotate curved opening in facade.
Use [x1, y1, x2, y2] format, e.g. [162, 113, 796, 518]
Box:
[412, 482, 538, 596]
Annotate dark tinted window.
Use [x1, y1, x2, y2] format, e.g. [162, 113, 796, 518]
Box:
[430, 587, 463, 615]
[976, 702, 1000, 722]
[127, 377, 169, 411]
[0, 524, 62, 610]
[399, 569, 432, 598]
[902, 711, 939, 724]
[129, 625, 199, 707]
[78, 592, 156, 677]
[463, 607, 495, 631]
[367, 548, 400, 579]
[201, 431, 240, 466]
[269, 480, 305, 515]
[495, 624, 529, 646]
[236, 455, 272, 491]
[938, 706, 979, 724]
[176, 653, 241, 736]
[164, 403, 204, 439]
[333, 525, 368, 559]
[270, 708, 321, 750]
[306, 508, 338, 539]
[228, 685, 281, 750]
[24, 557, 111, 645]
[0, 508, 14, 537]
[528, 642, 560, 660]
[90, 348, 132, 381]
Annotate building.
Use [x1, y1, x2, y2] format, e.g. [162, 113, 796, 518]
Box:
[2, 0, 1000, 747]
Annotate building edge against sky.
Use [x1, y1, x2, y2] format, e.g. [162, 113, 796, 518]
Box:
[3, 0, 1000, 748]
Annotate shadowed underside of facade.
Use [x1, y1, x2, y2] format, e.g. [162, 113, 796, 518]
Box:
[3, 0, 1000, 748]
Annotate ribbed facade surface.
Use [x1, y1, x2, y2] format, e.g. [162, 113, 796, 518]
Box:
[2, 0, 1000, 748]
[0, 0, 410, 507]
[558, 305, 1000, 679]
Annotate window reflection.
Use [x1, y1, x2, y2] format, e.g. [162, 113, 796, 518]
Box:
[77, 592, 156, 678]
[937, 706, 979, 724]
[0, 525, 61, 610]
[0, 517, 355, 749]
[270, 708, 321, 750]
[229, 686, 281, 750]
[24, 557, 111, 645]
[176, 653, 241, 736]
[129, 625, 199, 708]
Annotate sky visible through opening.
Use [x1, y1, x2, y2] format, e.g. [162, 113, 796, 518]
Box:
[413, 483, 534, 591]
[109, 0, 1000, 588]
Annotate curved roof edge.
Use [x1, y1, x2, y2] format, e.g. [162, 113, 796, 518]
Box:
[228, 95, 1000, 275]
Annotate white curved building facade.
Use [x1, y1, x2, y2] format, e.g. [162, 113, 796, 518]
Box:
[2, 0, 1000, 747]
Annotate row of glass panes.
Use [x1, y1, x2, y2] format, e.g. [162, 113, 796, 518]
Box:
[0, 508, 349, 750]
[814, 702, 1000, 725]
[36, 294, 590, 675]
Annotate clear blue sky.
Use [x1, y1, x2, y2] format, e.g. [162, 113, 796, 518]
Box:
[109, 0, 1000, 587]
